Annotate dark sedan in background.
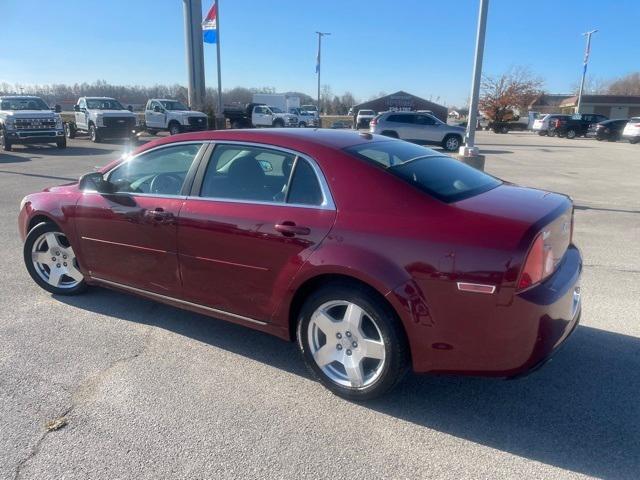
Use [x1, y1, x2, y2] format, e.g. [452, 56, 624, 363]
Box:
[587, 118, 629, 141]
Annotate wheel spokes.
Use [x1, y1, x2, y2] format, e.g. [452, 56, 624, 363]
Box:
[343, 355, 365, 387]
[66, 264, 84, 282]
[44, 232, 62, 251]
[311, 309, 338, 337]
[343, 303, 364, 331]
[360, 338, 385, 360]
[48, 268, 62, 287]
[32, 251, 52, 266]
[313, 344, 339, 367]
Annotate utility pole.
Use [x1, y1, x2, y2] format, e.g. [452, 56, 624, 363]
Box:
[316, 31, 330, 118]
[215, 0, 223, 116]
[182, 0, 206, 110]
[577, 29, 597, 114]
[460, 0, 489, 160]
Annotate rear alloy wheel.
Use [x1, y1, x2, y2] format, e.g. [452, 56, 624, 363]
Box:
[566, 129, 577, 139]
[89, 124, 101, 143]
[442, 134, 461, 152]
[169, 122, 182, 135]
[23, 222, 86, 295]
[297, 283, 408, 400]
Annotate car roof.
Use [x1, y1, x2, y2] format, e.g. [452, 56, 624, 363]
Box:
[137, 128, 387, 153]
[0, 95, 42, 99]
[82, 97, 117, 100]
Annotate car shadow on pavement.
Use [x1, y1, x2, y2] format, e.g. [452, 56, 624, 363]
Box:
[13, 145, 112, 156]
[57, 288, 639, 479]
[0, 153, 32, 163]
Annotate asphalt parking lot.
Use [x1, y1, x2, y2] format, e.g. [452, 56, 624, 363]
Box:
[1, 131, 639, 480]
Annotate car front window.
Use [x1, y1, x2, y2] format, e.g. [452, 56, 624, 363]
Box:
[86, 99, 125, 110]
[1, 98, 50, 110]
[108, 143, 203, 195]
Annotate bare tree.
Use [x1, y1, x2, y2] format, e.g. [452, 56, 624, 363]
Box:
[607, 72, 640, 96]
[479, 67, 544, 122]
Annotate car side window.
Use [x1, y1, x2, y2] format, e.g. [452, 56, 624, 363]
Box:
[108, 143, 202, 195]
[200, 144, 296, 203]
[79, 99, 86, 109]
[287, 159, 323, 206]
[415, 115, 436, 126]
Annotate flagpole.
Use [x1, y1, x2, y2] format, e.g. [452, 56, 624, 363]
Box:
[215, 0, 223, 117]
[577, 29, 597, 114]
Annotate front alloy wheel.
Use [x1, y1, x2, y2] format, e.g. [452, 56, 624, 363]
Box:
[24, 222, 86, 295]
[443, 135, 461, 152]
[297, 283, 408, 400]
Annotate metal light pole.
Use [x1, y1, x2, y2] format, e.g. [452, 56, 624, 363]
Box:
[182, 0, 206, 110]
[316, 32, 330, 117]
[460, 0, 489, 158]
[576, 29, 597, 114]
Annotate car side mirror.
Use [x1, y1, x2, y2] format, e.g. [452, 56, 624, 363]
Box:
[127, 105, 133, 112]
[52, 104, 62, 113]
[79, 172, 113, 193]
[73, 105, 80, 112]
[153, 105, 162, 113]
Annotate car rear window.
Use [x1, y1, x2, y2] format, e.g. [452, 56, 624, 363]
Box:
[344, 141, 501, 202]
[359, 110, 374, 115]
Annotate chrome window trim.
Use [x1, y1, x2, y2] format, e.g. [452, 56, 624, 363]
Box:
[195, 140, 336, 211]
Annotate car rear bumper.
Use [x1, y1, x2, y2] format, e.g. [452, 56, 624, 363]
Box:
[391, 245, 582, 376]
[5, 129, 65, 144]
[622, 133, 640, 140]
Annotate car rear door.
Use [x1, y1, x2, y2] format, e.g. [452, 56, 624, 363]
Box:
[414, 114, 441, 143]
[177, 142, 336, 323]
[74, 142, 206, 295]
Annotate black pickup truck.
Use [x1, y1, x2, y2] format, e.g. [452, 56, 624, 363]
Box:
[553, 113, 608, 139]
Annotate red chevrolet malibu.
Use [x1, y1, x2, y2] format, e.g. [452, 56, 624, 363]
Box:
[19, 129, 581, 400]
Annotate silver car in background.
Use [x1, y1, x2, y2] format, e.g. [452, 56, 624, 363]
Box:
[369, 111, 465, 152]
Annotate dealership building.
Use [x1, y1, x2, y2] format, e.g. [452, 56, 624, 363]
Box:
[558, 95, 640, 119]
[352, 91, 448, 122]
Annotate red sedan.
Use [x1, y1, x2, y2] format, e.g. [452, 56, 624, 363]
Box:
[18, 129, 582, 400]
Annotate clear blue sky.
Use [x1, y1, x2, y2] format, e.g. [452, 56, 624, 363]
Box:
[1, 0, 638, 106]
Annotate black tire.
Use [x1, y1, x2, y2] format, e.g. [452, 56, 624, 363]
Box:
[548, 130, 557, 137]
[56, 138, 67, 149]
[381, 130, 399, 138]
[89, 124, 101, 143]
[442, 134, 462, 152]
[65, 122, 76, 139]
[147, 128, 158, 136]
[23, 222, 87, 296]
[273, 119, 284, 128]
[168, 122, 182, 135]
[566, 129, 576, 139]
[500, 125, 509, 134]
[537, 131, 547, 136]
[296, 282, 409, 401]
[630, 138, 639, 145]
[298, 122, 307, 128]
[1, 128, 12, 151]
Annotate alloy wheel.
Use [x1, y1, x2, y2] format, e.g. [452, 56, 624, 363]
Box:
[307, 300, 386, 388]
[31, 231, 84, 289]
[445, 136, 460, 151]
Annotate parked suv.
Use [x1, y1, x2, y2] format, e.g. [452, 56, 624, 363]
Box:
[553, 113, 608, 139]
[622, 117, 640, 144]
[145, 99, 208, 135]
[370, 111, 465, 152]
[532, 114, 571, 136]
[0, 96, 65, 151]
[66, 97, 140, 143]
[356, 109, 376, 129]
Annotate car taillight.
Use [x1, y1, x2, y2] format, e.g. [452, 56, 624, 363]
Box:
[517, 232, 555, 291]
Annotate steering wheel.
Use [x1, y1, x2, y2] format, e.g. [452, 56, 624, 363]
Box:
[149, 173, 183, 195]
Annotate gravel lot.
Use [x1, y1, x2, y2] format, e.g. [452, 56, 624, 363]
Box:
[1, 131, 638, 480]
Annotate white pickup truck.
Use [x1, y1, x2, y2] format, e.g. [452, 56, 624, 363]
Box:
[144, 99, 208, 135]
[288, 107, 319, 127]
[223, 103, 298, 129]
[66, 97, 140, 143]
[0, 95, 66, 151]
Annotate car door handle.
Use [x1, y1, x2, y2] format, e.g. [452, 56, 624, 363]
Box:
[144, 208, 175, 224]
[275, 222, 310, 237]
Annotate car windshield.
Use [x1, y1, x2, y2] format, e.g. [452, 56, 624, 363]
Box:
[360, 110, 374, 115]
[160, 101, 188, 110]
[86, 99, 125, 110]
[301, 105, 317, 111]
[1, 97, 50, 110]
[270, 106, 284, 113]
[345, 141, 502, 202]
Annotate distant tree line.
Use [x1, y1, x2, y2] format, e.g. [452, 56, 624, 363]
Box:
[0, 80, 360, 114]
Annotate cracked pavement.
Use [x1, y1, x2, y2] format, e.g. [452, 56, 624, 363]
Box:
[1, 132, 639, 479]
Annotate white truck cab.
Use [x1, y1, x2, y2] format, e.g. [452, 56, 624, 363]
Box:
[145, 99, 208, 135]
[0, 95, 65, 151]
[67, 97, 139, 143]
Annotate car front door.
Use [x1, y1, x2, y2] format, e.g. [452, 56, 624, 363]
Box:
[146, 101, 164, 129]
[74, 142, 206, 295]
[413, 114, 440, 143]
[75, 99, 88, 129]
[177, 142, 336, 322]
[252, 106, 271, 127]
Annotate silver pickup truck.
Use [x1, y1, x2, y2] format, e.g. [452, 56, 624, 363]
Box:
[0, 96, 66, 151]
